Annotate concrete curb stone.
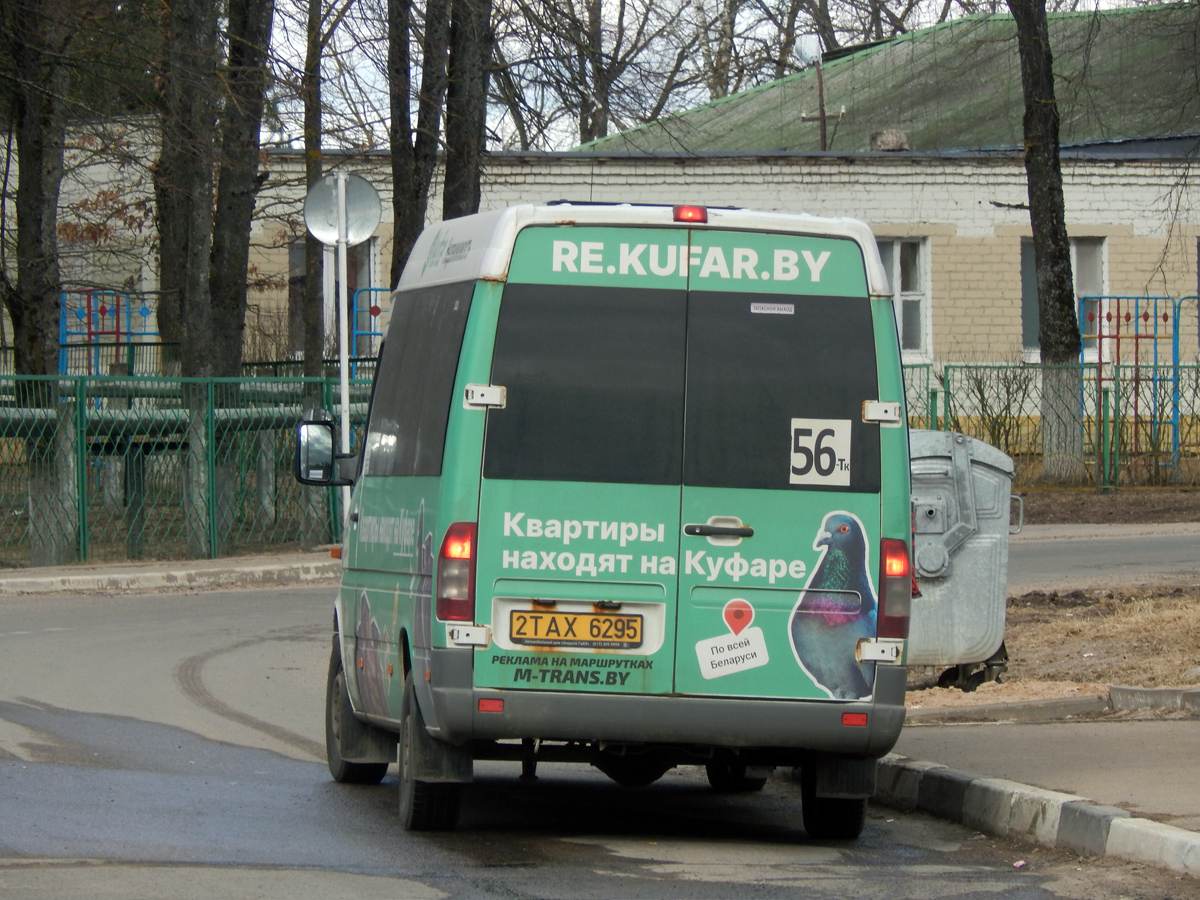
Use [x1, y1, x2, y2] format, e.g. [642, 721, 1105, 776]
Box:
[1109, 684, 1200, 714]
[877, 755, 1200, 879]
[0, 552, 341, 595]
[905, 694, 1110, 723]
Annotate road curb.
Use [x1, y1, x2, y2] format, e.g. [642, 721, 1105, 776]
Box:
[905, 694, 1110, 723]
[0, 557, 341, 595]
[1109, 685, 1200, 714]
[876, 755, 1200, 878]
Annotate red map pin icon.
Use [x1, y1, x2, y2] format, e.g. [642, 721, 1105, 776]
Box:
[723, 599, 754, 635]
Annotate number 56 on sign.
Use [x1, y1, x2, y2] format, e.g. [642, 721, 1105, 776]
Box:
[790, 418, 851, 487]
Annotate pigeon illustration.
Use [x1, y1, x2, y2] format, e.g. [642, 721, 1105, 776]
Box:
[789, 512, 878, 700]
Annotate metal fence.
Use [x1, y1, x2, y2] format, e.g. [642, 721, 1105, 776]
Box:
[0, 375, 370, 568]
[1, 362, 1196, 568]
[934, 363, 1200, 488]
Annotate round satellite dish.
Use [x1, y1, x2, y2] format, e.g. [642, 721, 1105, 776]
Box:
[303, 173, 382, 246]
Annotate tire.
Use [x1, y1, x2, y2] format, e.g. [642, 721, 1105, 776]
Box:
[397, 673, 462, 830]
[594, 754, 673, 788]
[705, 762, 768, 793]
[326, 642, 389, 785]
[800, 767, 867, 840]
[964, 670, 988, 693]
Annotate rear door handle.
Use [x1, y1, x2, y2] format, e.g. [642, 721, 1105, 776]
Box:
[684, 523, 754, 538]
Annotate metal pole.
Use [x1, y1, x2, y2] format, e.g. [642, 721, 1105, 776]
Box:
[1100, 387, 1110, 490]
[336, 173, 352, 524]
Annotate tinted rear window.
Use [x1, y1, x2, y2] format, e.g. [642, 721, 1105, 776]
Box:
[684, 291, 881, 492]
[484, 283, 686, 484]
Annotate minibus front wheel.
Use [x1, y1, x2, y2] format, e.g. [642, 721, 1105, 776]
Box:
[593, 749, 674, 788]
[705, 761, 769, 793]
[325, 641, 390, 785]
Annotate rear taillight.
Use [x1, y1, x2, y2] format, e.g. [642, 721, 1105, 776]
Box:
[878, 538, 911, 638]
[436, 522, 477, 622]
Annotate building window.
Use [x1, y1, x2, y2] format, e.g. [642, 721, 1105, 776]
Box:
[287, 241, 308, 355]
[291, 236, 380, 359]
[877, 239, 929, 359]
[1021, 237, 1106, 361]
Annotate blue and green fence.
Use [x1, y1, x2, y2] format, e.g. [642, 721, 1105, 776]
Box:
[0, 360, 1197, 568]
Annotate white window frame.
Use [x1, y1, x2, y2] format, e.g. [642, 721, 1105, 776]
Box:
[1021, 236, 1107, 364]
[876, 237, 931, 364]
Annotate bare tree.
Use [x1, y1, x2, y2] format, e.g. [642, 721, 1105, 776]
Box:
[389, 0, 449, 282]
[497, 0, 703, 146]
[1007, 0, 1082, 481]
[443, 0, 494, 217]
[210, 0, 276, 377]
[300, 0, 355, 378]
[0, 0, 83, 565]
[0, 0, 76, 378]
[153, 0, 220, 377]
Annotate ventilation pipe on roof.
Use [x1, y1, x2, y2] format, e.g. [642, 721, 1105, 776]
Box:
[870, 129, 911, 151]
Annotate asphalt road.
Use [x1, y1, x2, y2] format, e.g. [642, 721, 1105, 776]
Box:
[1008, 523, 1200, 592]
[1, 585, 1195, 899]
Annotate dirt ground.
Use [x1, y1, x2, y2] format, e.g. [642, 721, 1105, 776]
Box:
[907, 489, 1200, 710]
[1019, 488, 1200, 525]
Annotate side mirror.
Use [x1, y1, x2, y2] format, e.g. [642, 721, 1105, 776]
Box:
[295, 420, 354, 486]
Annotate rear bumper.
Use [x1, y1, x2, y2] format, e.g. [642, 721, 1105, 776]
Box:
[424, 649, 906, 758]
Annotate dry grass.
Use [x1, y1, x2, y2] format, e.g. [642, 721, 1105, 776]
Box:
[1004, 588, 1200, 688]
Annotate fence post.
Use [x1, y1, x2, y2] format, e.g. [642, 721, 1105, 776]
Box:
[1100, 387, 1112, 491]
[941, 368, 951, 431]
[207, 380, 218, 558]
[75, 377, 88, 561]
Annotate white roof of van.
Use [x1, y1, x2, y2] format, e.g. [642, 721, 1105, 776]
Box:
[397, 204, 890, 297]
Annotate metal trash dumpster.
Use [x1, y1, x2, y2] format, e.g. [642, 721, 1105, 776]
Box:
[907, 430, 1020, 689]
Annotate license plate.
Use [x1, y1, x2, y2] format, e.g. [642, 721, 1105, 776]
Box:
[509, 609, 643, 649]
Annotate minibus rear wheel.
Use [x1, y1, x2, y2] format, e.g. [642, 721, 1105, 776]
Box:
[397, 673, 463, 830]
[800, 767, 867, 840]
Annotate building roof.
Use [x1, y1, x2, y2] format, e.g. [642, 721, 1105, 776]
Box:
[576, 4, 1200, 155]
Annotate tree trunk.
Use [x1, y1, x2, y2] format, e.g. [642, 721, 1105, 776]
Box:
[302, 0, 326, 378]
[577, 0, 607, 145]
[389, 0, 449, 285]
[0, 0, 70, 379]
[1008, 0, 1084, 482]
[443, 0, 493, 219]
[156, 0, 219, 379]
[0, 0, 79, 565]
[701, 0, 738, 100]
[210, 0, 275, 378]
[154, 0, 219, 555]
[206, 0, 274, 556]
[183, 382, 212, 558]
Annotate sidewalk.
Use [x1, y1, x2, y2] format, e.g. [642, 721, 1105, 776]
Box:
[0, 548, 340, 595]
[882, 696, 1200, 878]
[0, 538, 1197, 878]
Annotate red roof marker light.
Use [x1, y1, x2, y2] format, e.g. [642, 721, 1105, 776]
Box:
[673, 205, 708, 223]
